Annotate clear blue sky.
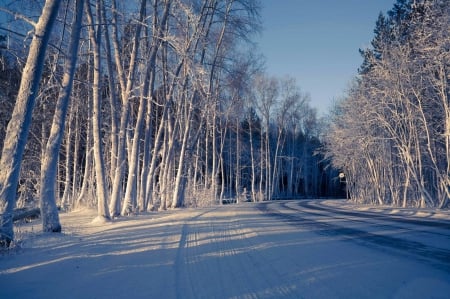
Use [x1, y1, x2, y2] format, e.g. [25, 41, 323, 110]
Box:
[257, 0, 396, 115]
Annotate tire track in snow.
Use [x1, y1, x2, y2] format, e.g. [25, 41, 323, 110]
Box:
[300, 200, 450, 230]
[174, 206, 300, 299]
[175, 209, 214, 299]
[259, 200, 450, 274]
[175, 208, 259, 298]
[292, 201, 450, 240]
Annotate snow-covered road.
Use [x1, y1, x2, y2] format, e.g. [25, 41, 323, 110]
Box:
[1, 200, 449, 298]
[262, 200, 450, 272]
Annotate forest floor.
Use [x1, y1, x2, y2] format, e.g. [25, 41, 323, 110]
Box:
[1, 199, 450, 298]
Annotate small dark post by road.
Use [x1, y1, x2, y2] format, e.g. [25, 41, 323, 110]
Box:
[339, 172, 348, 200]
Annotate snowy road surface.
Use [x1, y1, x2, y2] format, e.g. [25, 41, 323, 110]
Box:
[1, 200, 450, 298]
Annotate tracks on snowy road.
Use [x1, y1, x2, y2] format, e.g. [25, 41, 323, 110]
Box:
[2, 201, 450, 298]
[174, 207, 299, 298]
[172, 201, 450, 298]
[259, 200, 450, 273]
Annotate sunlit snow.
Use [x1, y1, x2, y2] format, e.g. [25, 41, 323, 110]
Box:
[1, 200, 449, 299]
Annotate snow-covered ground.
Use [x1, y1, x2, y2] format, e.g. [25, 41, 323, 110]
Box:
[1, 199, 449, 298]
[320, 199, 450, 220]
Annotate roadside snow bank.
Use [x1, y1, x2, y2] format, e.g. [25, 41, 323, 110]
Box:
[320, 199, 450, 221]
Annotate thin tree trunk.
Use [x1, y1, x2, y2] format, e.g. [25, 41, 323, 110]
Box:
[259, 128, 264, 201]
[193, 139, 201, 194]
[85, 0, 110, 221]
[271, 127, 283, 199]
[109, 0, 148, 216]
[160, 119, 176, 210]
[60, 110, 73, 208]
[249, 116, 256, 202]
[235, 117, 241, 199]
[145, 105, 168, 210]
[211, 111, 218, 202]
[138, 96, 152, 211]
[171, 101, 192, 208]
[76, 96, 92, 207]
[71, 106, 80, 202]
[121, 80, 148, 215]
[0, 0, 61, 246]
[102, 3, 120, 186]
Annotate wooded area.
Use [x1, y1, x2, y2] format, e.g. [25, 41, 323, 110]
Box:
[325, 0, 450, 209]
[0, 0, 339, 247]
[2, 0, 448, 249]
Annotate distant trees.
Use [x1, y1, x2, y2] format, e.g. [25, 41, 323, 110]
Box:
[0, 0, 341, 247]
[247, 75, 323, 202]
[325, 0, 450, 208]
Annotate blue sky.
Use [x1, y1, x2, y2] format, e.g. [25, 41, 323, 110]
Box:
[257, 0, 396, 115]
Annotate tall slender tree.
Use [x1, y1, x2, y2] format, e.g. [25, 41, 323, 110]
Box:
[0, 0, 61, 247]
[40, 0, 84, 233]
[85, 0, 110, 221]
[325, 0, 450, 208]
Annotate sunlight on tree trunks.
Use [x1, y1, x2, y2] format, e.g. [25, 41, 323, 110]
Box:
[0, 0, 61, 247]
[325, 0, 450, 208]
[40, 0, 84, 234]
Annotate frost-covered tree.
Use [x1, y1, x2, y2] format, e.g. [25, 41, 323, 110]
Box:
[0, 0, 339, 237]
[40, 0, 84, 233]
[252, 75, 278, 200]
[325, 0, 450, 208]
[0, 0, 61, 247]
[85, 0, 110, 221]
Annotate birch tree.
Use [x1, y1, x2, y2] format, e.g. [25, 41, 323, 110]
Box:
[253, 75, 278, 200]
[85, 0, 110, 221]
[40, 0, 84, 232]
[0, 0, 61, 247]
[108, 0, 151, 216]
[325, 0, 450, 208]
[119, 0, 150, 216]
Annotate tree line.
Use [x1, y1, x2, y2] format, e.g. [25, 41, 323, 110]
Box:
[0, 0, 340, 247]
[325, 0, 450, 209]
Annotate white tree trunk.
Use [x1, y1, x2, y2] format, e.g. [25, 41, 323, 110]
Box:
[121, 84, 148, 215]
[76, 93, 93, 207]
[85, 0, 110, 221]
[171, 103, 192, 208]
[0, 0, 61, 246]
[109, 0, 147, 216]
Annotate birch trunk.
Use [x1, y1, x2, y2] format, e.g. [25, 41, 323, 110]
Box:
[71, 107, 80, 201]
[259, 128, 264, 201]
[171, 102, 192, 208]
[138, 98, 152, 211]
[76, 95, 93, 207]
[0, 0, 61, 246]
[85, 0, 110, 221]
[101, 4, 120, 187]
[60, 112, 72, 209]
[121, 80, 148, 215]
[121, 0, 171, 214]
[248, 115, 256, 202]
[109, 0, 147, 216]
